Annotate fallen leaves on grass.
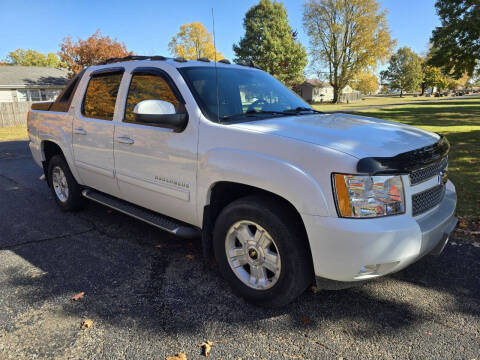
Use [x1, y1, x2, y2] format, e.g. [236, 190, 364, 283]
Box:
[81, 319, 93, 329]
[165, 353, 187, 360]
[199, 341, 214, 357]
[185, 254, 195, 260]
[456, 216, 480, 232]
[454, 216, 480, 241]
[71, 292, 85, 301]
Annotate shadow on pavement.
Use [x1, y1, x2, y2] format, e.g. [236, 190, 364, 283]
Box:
[5, 199, 479, 340]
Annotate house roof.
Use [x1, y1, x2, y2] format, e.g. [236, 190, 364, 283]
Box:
[303, 79, 330, 88]
[0, 66, 69, 88]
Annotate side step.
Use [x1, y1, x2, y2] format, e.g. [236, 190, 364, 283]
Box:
[82, 189, 200, 239]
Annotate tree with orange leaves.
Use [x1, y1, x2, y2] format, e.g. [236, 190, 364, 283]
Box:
[58, 30, 132, 77]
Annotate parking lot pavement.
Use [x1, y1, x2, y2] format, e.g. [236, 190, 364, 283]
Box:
[0, 140, 479, 360]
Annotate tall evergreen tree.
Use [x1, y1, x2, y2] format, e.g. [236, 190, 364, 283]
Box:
[233, 0, 307, 85]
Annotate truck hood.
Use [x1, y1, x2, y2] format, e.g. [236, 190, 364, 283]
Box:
[232, 113, 440, 159]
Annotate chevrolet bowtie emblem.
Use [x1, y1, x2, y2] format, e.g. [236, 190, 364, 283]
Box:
[439, 170, 448, 185]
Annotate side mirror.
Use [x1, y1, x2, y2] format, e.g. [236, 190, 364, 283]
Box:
[133, 100, 188, 131]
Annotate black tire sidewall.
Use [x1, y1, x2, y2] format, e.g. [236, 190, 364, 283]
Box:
[213, 197, 313, 307]
[47, 155, 83, 211]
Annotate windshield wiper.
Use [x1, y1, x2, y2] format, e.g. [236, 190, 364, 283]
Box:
[221, 109, 292, 121]
[220, 107, 323, 122]
[283, 106, 324, 114]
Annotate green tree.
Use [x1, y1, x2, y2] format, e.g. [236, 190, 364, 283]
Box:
[168, 22, 224, 61]
[381, 47, 423, 97]
[429, 0, 480, 78]
[303, 0, 395, 103]
[421, 64, 443, 95]
[233, 0, 308, 86]
[5, 49, 62, 67]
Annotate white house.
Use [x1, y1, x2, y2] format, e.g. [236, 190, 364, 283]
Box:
[295, 79, 334, 102]
[295, 80, 360, 103]
[0, 66, 69, 103]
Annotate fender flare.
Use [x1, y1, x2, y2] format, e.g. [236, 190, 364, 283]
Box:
[197, 148, 329, 222]
[38, 123, 82, 184]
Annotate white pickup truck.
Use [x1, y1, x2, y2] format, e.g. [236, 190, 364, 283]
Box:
[27, 56, 457, 307]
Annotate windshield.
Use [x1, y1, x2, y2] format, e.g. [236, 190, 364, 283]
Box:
[178, 66, 311, 123]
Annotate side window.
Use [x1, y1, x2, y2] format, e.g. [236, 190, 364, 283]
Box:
[49, 70, 85, 112]
[82, 72, 123, 120]
[124, 73, 182, 123]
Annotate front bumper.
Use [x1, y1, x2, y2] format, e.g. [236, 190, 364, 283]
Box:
[302, 181, 457, 288]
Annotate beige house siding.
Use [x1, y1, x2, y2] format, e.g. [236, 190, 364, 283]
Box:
[296, 81, 361, 103]
[0, 89, 13, 102]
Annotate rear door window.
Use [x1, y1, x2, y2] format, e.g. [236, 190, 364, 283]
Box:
[82, 72, 123, 120]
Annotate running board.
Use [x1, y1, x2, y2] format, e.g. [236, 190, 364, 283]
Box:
[81, 189, 200, 239]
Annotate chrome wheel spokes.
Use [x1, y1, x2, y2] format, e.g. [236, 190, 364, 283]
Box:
[52, 166, 69, 203]
[225, 221, 281, 290]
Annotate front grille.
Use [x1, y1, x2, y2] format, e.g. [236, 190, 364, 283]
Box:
[410, 157, 448, 185]
[412, 185, 445, 216]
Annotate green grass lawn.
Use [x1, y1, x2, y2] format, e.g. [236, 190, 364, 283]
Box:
[337, 98, 480, 218]
[0, 126, 28, 141]
[312, 94, 469, 111]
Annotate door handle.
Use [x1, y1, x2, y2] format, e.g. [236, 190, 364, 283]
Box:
[117, 136, 134, 145]
[74, 128, 87, 135]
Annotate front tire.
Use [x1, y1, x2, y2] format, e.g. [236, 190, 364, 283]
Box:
[213, 196, 313, 307]
[47, 155, 83, 211]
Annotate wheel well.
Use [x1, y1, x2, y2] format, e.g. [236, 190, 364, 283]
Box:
[201, 182, 310, 262]
[43, 141, 63, 164]
[41, 141, 63, 184]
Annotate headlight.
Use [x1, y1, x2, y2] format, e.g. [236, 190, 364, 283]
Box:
[333, 174, 405, 218]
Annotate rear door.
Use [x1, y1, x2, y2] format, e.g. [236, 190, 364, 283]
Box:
[113, 66, 198, 225]
[72, 68, 123, 196]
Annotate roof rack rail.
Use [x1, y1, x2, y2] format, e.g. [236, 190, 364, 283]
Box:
[197, 57, 210, 62]
[99, 55, 170, 65]
[218, 59, 231, 64]
[174, 56, 187, 63]
[235, 60, 260, 69]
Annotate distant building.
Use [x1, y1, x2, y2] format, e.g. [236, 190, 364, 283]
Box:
[295, 79, 334, 103]
[0, 66, 69, 103]
[294, 79, 360, 103]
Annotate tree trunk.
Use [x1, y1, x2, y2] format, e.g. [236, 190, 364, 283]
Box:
[400, 89, 403, 97]
[333, 86, 340, 103]
[420, 83, 426, 96]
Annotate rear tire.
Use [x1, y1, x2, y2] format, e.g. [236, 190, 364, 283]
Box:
[213, 195, 313, 307]
[47, 155, 84, 211]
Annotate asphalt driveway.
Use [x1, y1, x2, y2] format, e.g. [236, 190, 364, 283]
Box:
[0, 140, 479, 359]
